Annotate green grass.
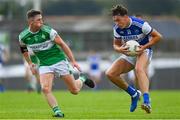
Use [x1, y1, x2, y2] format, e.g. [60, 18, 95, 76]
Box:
[0, 90, 180, 119]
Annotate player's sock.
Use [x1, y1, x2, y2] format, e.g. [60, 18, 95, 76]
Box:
[79, 73, 95, 88]
[53, 106, 61, 113]
[141, 94, 152, 114]
[79, 75, 86, 83]
[126, 85, 137, 97]
[143, 93, 150, 104]
[52, 106, 64, 117]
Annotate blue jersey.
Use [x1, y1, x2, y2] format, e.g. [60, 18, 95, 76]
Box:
[113, 16, 153, 49]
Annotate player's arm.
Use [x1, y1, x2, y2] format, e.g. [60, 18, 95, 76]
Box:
[19, 44, 37, 74]
[139, 22, 162, 51]
[54, 35, 81, 71]
[142, 29, 162, 49]
[113, 26, 129, 55]
[19, 45, 31, 64]
[113, 39, 129, 55]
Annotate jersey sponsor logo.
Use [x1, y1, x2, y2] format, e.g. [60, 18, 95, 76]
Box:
[28, 40, 54, 52]
[120, 31, 124, 34]
[121, 33, 144, 41]
[127, 30, 131, 34]
[121, 35, 138, 40]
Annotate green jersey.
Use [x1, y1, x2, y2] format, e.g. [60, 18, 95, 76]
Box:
[19, 25, 66, 66]
[30, 54, 39, 65]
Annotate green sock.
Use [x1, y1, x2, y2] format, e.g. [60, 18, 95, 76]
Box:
[52, 106, 62, 115]
[79, 75, 86, 83]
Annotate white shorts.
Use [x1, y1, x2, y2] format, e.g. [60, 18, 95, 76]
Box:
[119, 49, 153, 65]
[39, 60, 72, 76]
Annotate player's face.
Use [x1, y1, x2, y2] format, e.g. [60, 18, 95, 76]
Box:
[30, 15, 43, 29]
[113, 15, 128, 28]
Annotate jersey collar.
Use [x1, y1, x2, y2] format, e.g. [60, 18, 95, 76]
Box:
[126, 17, 132, 28]
[28, 27, 40, 34]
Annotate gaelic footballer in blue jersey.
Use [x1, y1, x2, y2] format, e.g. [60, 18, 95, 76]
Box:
[106, 5, 162, 113]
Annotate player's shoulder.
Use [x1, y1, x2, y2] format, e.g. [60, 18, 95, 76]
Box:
[113, 24, 119, 30]
[19, 28, 29, 40]
[41, 25, 53, 33]
[130, 16, 145, 28]
[113, 24, 123, 32]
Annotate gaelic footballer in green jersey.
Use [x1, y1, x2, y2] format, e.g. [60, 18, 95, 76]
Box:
[19, 9, 95, 118]
[19, 25, 67, 66]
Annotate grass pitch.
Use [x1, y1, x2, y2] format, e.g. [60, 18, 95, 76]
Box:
[0, 90, 180, 119]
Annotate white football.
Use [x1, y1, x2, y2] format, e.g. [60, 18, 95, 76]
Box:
[125, 40, 140, 56]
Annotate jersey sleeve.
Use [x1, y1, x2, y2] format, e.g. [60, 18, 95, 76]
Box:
[142, 22, 153, 35]
[18, 35, 26, 46]
[113, 28, 121, 39]
[50, 28, 58, 41]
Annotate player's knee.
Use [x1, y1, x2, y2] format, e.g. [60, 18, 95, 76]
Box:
[135, 66, 144, 75]
[70, 88, 79, 95]
[42, 86, 50, 94]
[105, 70, 115, 79]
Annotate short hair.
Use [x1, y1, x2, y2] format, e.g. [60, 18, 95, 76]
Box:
[26, 9, 42, 19]
[111, 5, 128, 16]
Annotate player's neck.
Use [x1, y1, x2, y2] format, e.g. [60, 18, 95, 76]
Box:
[125, 17, 131, 28]
[29, 26, 40, 33]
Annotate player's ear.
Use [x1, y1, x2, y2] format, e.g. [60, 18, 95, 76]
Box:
[27, 18, 33, 25]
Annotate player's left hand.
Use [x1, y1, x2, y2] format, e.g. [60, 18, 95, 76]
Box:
[71, 61, 82, 72]
[136, 45, 145, 55]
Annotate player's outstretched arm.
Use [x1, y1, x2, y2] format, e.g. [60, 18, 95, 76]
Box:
[54, 35, 81, 71]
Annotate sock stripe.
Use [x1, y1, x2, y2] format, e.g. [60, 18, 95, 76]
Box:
[53, 106, 62, 114]
[132, 92, 137, 98]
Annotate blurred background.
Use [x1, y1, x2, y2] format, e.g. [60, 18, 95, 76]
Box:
[0, 0, 180, 91]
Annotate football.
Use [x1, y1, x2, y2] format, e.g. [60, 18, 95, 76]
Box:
[125, 40, 140, 56]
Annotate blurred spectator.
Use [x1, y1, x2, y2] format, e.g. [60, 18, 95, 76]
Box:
[0, 32, 10, 92]
[87, 50, 102, 89]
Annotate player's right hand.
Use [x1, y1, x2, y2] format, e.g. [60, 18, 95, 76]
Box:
[118, 44, 130, 55]
[71, 61, 82, 72]
[29, 63, 37, 75]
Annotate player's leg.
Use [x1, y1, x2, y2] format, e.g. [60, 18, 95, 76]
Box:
[61, 74, 83, 95]
[40, 73, 64, 117]
[106, 58, 133, 89]
[106, 58, 141, 112]
[61, 72, 95, 95]
[57, 60, 94, 95]
[135, 50, 152, 113]
[134, 67, 149, 90]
